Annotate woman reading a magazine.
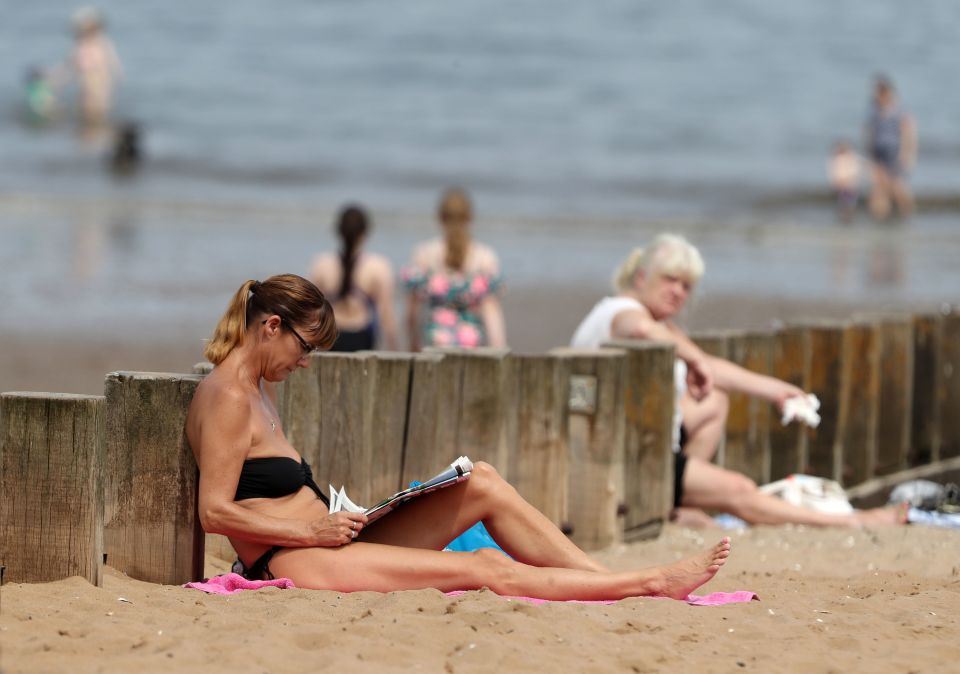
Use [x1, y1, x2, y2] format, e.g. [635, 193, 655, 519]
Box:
[186, 273, 732, 601]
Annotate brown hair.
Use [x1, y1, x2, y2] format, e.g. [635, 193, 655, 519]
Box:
[336, 204, 369, 298]
[203, 274, 338, 365]
[438, 187, 472, 271]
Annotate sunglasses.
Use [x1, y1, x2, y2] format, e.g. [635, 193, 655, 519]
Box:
[263, 317, 320, 357]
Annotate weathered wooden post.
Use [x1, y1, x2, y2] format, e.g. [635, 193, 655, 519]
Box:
[362, 352, 414, 499]
[691, 330, 732, 465]
[447, 349, 516, 477]
[509, 355, 571, 527]
[911, 313, 942, 466]
[604, 340, 675, 541]
[873, 316, 914, 475]
[401, 352, 462, 488]
[725, 331, 773, 485]
[839, 320, 880, 485]
[286, 352, 411, 506]
[0, 393, 105, 586]
[104, 372, 204, 585]
[769, 326, 810, 480]
[801, 322, 847, 480]
[939, 309, 960, 460]
[550, 347, 626, 550]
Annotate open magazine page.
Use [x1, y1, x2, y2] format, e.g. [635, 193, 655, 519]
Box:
[329, 456, 474, 525]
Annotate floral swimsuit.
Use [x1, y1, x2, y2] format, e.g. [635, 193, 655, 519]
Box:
[402, 267, 503, 348]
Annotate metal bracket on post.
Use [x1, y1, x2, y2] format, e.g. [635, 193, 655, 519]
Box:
[568, 375, 597, 414]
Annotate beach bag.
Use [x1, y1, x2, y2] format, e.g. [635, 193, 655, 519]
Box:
[759, 474, 854, 515]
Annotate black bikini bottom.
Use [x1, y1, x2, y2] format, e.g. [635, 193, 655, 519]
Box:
[244, 545, 282, 581]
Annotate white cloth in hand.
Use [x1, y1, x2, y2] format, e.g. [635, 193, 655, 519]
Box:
[780, 393, 821, 428]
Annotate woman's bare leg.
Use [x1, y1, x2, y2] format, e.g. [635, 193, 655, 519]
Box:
[682, 457, 906, 527]
[268, 537, 732, 601]
[680, 389, 728, 462]
[360, 462, 607, 572]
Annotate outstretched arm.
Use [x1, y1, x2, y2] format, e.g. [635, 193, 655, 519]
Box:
[611, 308, 714, 399]
[706, 356, 805, 409]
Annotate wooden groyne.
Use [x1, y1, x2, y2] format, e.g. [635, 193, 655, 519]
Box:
[1, 309, 957, 586]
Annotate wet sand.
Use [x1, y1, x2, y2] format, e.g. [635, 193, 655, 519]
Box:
[2, 525, 958, 674]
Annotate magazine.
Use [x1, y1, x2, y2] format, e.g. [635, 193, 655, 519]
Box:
[328, 455, 473, 525]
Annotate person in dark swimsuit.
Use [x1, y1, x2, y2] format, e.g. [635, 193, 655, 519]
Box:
[864, 75, 917, 221]
[310, 205, 398, 351]
[185, 273, 732, 599]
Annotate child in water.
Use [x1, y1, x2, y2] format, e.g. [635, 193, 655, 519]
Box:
[828, 141, 862, 223]
[22, 66, 59, 125]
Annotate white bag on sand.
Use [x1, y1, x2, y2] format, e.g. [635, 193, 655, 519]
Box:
[760, 474, 853, 514]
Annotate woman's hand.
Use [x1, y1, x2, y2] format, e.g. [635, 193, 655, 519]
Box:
[309, 511, 369, 547]
[686, 358, 714, 401]
[772, 383, 807, 411]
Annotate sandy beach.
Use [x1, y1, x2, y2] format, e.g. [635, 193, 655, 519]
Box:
[2, 524, 958, 674]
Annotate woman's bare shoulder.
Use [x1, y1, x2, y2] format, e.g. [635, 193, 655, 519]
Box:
[468, 241, 501, 274]
[358, 251, 394, 275]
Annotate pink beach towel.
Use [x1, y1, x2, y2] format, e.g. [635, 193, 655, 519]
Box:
[183, 574, 757, 606]
[446, 590, 758, 606]
[183, 572, 296, 595]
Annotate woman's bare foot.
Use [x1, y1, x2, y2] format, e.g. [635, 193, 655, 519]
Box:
[854, 502, 909, 526]
[650, 537, 731, 600]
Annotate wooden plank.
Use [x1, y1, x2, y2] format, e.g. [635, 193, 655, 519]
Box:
[0, 393, 105, 586]
[725, 332, 772, 485]
[940, 310, 960, 460]
[802, 322, 846, 480]
[510, 355, 570, 527]
[769, 326, 810, 480]
[423, 348, 516, 477]
[839, 321, 880, 486]
[307, 353, 376, 505]
[361, 352, 412, 497]
[401, 353, 463, 488]
[549, 348, 626, 551]
[874, 317, 914, 475]
[280, 353, 325, 478]
[691, 330, 732, 465]
[910, 313, 942, 466]
[104, 372, 205, 585]
[603, 340, 675, 540]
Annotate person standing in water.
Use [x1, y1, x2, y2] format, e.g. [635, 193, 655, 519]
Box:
[864, 75, 917, 221]
[402, 188, 506, 351]
[69, 7, 123, 134]
[310, 204, 398, 351]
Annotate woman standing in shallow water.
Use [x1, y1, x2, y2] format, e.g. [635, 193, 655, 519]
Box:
[402, 188, 506, 351]
[186, 273, 731, 599]
[310, 204, 398, 351]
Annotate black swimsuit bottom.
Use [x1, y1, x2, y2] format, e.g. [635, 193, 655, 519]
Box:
[234, 456, 328, 580]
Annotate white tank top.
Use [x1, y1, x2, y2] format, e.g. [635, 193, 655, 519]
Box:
[570, 296, 685, 452]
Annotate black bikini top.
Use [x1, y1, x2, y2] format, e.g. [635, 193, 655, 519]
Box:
[234, 456, 329, 506]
